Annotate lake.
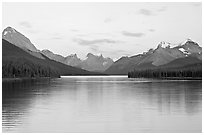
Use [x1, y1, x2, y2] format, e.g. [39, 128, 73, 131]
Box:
[2, 76, 202, 133]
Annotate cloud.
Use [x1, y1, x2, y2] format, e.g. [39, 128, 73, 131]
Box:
[138, 9, 154, 16]
[73, 38, 121, 46]
[192, 3, 201, 7]
[157, 6, 167, 12]
[76, 32, 112, 38]
[70, 29, 79, 32]
[90, 45, 99, 52]
[19, 21, 39, 34]
[138, 7, 166, 16]
[50, 33, 63, 40]
[106, 49, 134, 59]
[115, 50, 132, 54]
[122, 31, 145, 37]
[19, 21, 32, 28]
[51, 36, 63, 40]
[149, 29, 155, 32]
[104, 17, 112, 23]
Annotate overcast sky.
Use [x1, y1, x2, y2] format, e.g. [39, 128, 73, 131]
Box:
[2, 2, 202, 60]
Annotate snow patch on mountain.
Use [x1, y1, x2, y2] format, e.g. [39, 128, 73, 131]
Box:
[158, 41, 171, 48]
[3, 31, 8, 36]
[157, 41, 177, 49]
[103, 61, 108, 66]
[178, 48, 191, 55]
[178, 48, 185, 53]
[3, 27, 16, 35]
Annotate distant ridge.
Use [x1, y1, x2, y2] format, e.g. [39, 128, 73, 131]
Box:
[41, 50, 114, 72]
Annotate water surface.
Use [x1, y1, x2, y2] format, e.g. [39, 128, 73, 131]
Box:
[2, 76, 202, 132]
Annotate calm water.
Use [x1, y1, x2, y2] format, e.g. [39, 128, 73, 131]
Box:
[2, 76, 202, 133]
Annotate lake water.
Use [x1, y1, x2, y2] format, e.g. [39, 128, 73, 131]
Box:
[2, 76, 202, 133]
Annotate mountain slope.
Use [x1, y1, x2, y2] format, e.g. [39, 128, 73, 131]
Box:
[2, 27, 37, 52]
[42, 50, 113, 72]
[64, 54, 82, 67]
[2, 26, 113, 73]
[78, 53, 114, 72]
[41, 50, 82, 67]
[2, 39, 100, 78]
[105, 39, 202, 75]
[2, 27, 45, 59]
[160, 56, 201, 69]
[41, 49, 65, 64]
[104, 54, 153, 74]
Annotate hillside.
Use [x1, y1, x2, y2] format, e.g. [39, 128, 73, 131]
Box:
[105, 39, 202, 75]
[2, 39, 100, 78]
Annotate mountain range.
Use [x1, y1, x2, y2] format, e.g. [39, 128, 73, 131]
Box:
[2, 26, 202, 77]
[41, 50, 114, 72]
[3, 27, 113, 73]
[105, 39, 202, 75]
[2, 27, 102, 78]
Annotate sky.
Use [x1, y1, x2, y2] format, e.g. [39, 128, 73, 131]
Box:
[2, 2, 202, 60]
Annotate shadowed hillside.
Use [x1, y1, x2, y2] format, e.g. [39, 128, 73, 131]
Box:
[2, 39, 100, 78]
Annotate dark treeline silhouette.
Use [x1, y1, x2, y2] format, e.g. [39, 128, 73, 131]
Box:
[2, 60, 59, 78]
[128, 63, 202, 79]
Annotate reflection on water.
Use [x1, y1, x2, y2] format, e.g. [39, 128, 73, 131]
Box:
[2, 76, 202, 132]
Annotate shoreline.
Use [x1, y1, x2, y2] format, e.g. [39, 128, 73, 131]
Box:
[160, 77, 202, 80]
[2, 77, 59, 82]
[128, 77, 202, 80]
[2, 76, 202, 82]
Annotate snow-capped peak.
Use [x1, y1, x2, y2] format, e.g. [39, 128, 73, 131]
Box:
[157, 41, 171, 48]
[3, 27, 16, 35]
[3, 27, 18, 37]
[180, 38, 196, 45]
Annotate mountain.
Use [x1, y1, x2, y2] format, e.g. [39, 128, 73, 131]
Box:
[41, 50, 113, 72]
[41, 50, 82, 67]
[78, 53, 114, 72]
[174, 39, 202, 60]
[41, 49, 65, 64]
[160, 56, 201, 69]
[2, 27, 45, 59]
[2, 39, 102, 78]
[2, 27, 37, 52]
[64, 54, 82, 67]
[105, 39, 202, 75]
[2, 27, 104, 78]
[2, 26, 113, 72]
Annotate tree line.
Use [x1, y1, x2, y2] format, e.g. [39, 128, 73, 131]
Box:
[2, 60, 60, 78]
[128, 64, 202, 79]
